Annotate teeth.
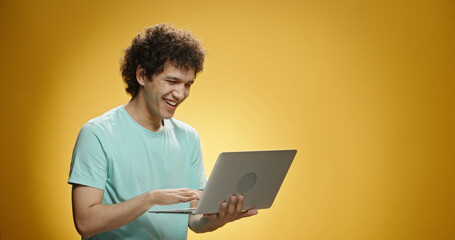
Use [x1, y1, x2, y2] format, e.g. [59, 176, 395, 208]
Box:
[164, 99, 177, 106]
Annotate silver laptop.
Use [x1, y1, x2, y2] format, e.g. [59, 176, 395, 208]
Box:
[148, 149, 297, 214]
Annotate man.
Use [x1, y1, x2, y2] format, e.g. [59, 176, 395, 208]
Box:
[68, 23, 257, 239]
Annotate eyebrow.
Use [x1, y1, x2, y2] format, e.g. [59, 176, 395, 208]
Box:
[164, 76, 194, 84]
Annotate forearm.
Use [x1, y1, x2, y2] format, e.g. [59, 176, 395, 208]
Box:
[73, 186, 201, 238]
[74, 191, 154, 238]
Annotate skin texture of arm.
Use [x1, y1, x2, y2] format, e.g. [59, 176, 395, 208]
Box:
[72, 184, 202, 239]
[188, 195, 258, 233]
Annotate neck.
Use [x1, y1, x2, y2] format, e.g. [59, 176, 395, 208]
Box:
[123, 93, 163, 132]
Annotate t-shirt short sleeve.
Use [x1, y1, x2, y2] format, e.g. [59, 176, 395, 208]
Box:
[68, 123, 108, 190]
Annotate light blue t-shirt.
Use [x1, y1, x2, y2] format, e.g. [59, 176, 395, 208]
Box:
[68, 106, 206, 240]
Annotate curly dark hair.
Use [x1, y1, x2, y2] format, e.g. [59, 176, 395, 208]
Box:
[120, 23, 206, 97]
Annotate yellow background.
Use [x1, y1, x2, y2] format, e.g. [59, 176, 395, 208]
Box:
[0, 0, 454, 239]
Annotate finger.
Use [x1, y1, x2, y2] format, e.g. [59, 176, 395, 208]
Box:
[236, 194, 244, 212]
[193, 190, 203, 199]
[178, 188, 201, 195]
[227, 195, 237, 214]
[195, 190, 203, 198]
[191, 192, 201, 200]
[179, 192, 201, 202]
[179, 196, 198, 202]
[178, 190, 201, 200]
[240, 209, 258, 218]
[218, 201, 227, 218]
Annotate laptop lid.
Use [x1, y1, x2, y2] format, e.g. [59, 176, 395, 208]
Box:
[149, 149, 297, 214]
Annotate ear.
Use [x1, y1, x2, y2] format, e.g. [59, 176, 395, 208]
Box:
[136, 65, 147, 86]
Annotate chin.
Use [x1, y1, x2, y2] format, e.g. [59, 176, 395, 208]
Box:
[161, 113, 175, 119]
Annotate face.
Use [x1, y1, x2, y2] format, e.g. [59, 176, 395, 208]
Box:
[137, 62, 195, 121]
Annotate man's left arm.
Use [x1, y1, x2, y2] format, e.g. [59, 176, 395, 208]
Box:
[188, 195, 258, 233]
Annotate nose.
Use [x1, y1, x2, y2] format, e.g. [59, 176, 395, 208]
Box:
[172, 84, 185, 100]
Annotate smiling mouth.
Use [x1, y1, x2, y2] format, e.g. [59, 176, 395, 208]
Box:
[164, 98, 178, 107]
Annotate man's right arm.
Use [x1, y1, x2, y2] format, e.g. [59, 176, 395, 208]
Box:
[72, 184, 201, 239]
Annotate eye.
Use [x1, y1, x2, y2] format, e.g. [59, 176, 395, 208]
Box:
[166, 80, 177, 84]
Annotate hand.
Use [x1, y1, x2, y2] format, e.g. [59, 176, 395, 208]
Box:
[202, 195, 258, 229]
[150, 188, 202, 206]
